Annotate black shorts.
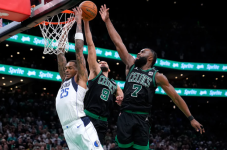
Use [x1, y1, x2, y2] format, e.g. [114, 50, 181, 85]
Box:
[88, 117, 108, 145]
[115, 111, 150, 150]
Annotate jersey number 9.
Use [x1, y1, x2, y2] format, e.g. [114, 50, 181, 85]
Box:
[100, 88, 110, 101]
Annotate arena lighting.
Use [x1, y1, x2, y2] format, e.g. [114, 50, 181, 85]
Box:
[216, 78, 218, 80]
[30, 48, 33, 51]
[207, 101, 209, 103]
[10, 88, 13, 90]
[6, 33, 227, 72]
[43, 88, 46, 90]
[175, 76, 178, 79]
[98, 60, 100, 62]
[202, 75, 205, 77]
[186, 78, 188, 80]
[23, 58, 25, 60]
[0, 64, 227, 97]
[15, 86, 18, 88]
[174, 1, 176, 4]
[2, 77, 5, 79]
[173, 105, 176, 109]
[42, 56, 45, 59]
[17, 52, 20, 54]
[6, 44, 9, 47]
[3, 83, 5, 85]
[10, 80, 12, 83]
[180, 74, 183, 76]
[20, 79, 23, 82]
[11, 55, 13, 57]
[116, 62, 119, 65]
[201, 3, 203, 6]
[222, 75, 224, 78]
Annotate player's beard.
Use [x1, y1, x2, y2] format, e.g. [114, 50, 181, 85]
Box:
[101, 66, 108, 72]
[135, 57, 147, 68]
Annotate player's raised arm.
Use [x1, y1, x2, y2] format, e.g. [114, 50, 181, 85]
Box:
[83, 20, 101, 79]
[100, 4, 135, 69]
[155, 72, 205, 134]
[73, 7, 88, 88]
[57, 51, 67, 82]
[57, 19, 72, 82]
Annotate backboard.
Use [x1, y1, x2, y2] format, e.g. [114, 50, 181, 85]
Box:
[0, 0, 81, 42]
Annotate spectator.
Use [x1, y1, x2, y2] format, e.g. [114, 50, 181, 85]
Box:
[7, 133, 17, 142]
[0, 120, 2, 133]
[33, 136, 40, 146]
[103, 140, 111, 150]
[51, 134, 61, 146]
[105, 132, 112, 143]
[36, 118, 43, 127]
[15, 138, 25, 149]
[0, 86, 226, 150]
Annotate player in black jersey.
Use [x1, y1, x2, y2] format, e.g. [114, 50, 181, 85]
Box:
[100, 5, 205, 150]
[83, 20, 124, 146]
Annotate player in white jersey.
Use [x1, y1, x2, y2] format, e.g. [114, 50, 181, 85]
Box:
[55, 7, 103, 150]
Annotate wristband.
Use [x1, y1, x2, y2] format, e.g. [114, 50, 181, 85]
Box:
[74, 33, 84, 41]
[188, 115, 194, 121]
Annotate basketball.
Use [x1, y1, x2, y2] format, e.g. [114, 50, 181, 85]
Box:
[79, 1, 97, 21]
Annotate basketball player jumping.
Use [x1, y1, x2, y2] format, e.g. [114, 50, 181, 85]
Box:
[55, 7, 103, 150]
[83, 20, 124, 145]
[100, 5, 205, 150]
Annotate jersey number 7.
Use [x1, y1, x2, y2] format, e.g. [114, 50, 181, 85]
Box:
[131, 84, 142, 97]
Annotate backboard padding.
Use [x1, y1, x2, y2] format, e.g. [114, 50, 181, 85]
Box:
[0, 0, 81, 42]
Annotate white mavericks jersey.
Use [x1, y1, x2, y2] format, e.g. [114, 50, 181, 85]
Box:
[56, 77, 87, 126]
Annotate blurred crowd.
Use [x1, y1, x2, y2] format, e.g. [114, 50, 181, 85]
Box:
[0, 87, 226, 150]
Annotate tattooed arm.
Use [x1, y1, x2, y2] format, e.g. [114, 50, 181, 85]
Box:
[57, 17, 77, 83]
[57, 52, 67, 82]
[73, 7, 88, 89]
[57, 20, 71, 82]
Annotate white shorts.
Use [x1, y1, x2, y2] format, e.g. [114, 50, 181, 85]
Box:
[63, 117, 103, 150]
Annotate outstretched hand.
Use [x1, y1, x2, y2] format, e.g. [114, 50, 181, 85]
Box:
[99, 4, 110, 22]
[73, 7, 83, 23]
[116, 96, 123, 106]
[190, 119, 205, 134]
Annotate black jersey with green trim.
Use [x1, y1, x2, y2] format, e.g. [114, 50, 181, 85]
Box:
[121, 65, 158, 113]
[84, 70, 117, 117]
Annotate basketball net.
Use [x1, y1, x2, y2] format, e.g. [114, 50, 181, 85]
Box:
[39, 10, 75, 55]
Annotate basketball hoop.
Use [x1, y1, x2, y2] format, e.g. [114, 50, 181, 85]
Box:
[38, 10, 75, 55]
